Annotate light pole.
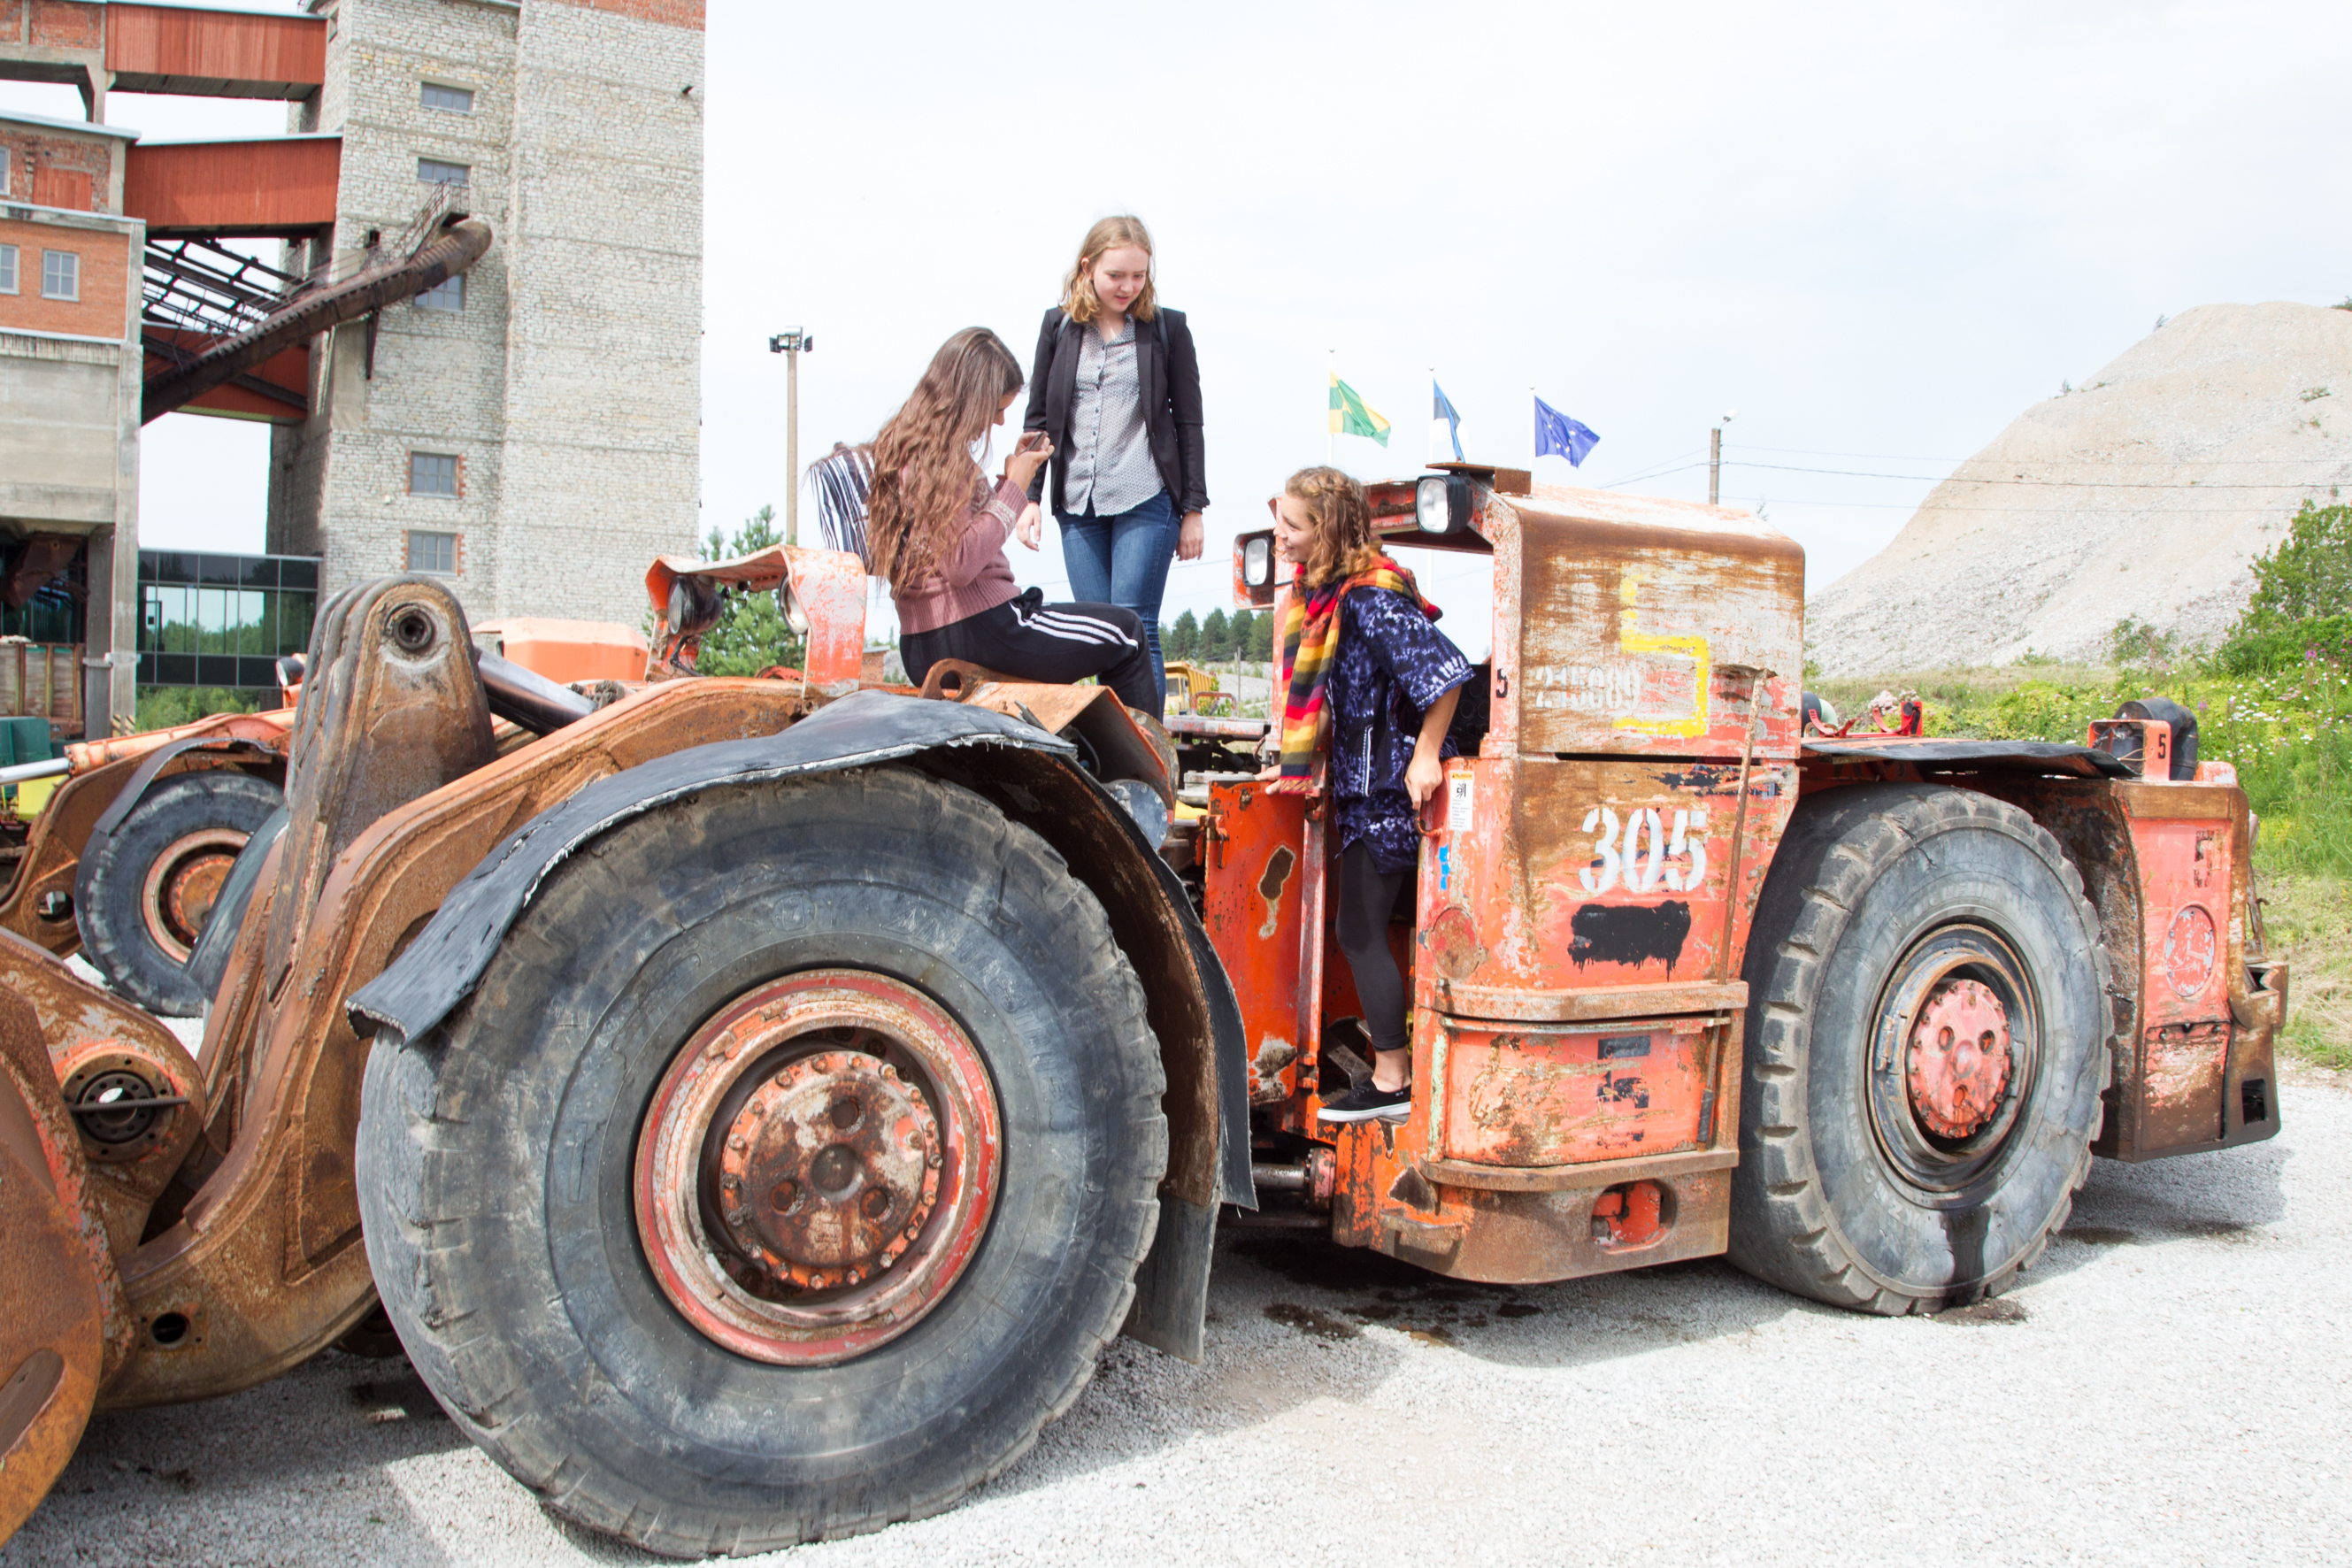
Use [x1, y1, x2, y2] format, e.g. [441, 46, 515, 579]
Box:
[1709, 409, 1738, 505]
[769, 328, 813, 545]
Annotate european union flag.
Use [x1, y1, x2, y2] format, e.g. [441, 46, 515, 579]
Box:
[1432, 380, 1464, 461]
[1533, 396, 1599, 467]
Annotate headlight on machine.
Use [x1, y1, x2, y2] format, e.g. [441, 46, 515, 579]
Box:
[1242, 535, 1273, 587]
[1416, 473, 1471, 534]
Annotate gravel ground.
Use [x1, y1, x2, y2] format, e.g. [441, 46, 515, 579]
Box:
[9, 1068, 2346, 1568]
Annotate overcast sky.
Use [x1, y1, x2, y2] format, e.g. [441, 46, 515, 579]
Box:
[11, 0, 2348, 642]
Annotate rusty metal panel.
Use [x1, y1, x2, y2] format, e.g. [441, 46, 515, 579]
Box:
[121, 137, 340, 238]
[1418, 756, 1796, 1001]
[1437, 1014, 1720, 1166]
[104, 4, 325, 96]
[1494, 489, 1804, 760]
[1202, 782, 1308, 1103]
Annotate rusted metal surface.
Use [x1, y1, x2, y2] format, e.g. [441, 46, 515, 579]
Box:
[1435, 1014, 1726, 1167]
[1905, 979, 2012, 1140]
[1207, 478, 1800, 1286]
[1936, 766, 2282, 1164]
[0, 1000, 105, 1543]
[635, 971, 1000, 1366]
[642, 544, 868, 688]
[0, 931, 207, 1266]
[144, 219, 489, 421]
[0, 709, 295, 963]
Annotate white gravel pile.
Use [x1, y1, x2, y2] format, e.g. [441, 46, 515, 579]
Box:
[7, 1066, 2345, 1567]
[1807, 302, 2352, 674]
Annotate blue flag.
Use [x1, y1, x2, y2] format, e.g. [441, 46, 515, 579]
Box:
[1432, 380, 1464, 461]
[1533, 395, 1599, 466]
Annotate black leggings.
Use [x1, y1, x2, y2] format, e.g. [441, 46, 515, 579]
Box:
[900, 588, 1159, 714]
[1335, 839, 1411, 1055]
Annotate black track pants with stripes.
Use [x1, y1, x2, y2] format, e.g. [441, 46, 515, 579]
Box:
[901, 588, 1159, 714]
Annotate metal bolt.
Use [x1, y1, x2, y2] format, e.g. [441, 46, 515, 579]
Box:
[771, 1179, 797, 1211]
[774, 1071, 792, 1086]
[727, 1134, 747, 1152]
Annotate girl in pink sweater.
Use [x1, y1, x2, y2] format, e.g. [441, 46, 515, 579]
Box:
[871, 327, 1158, 712]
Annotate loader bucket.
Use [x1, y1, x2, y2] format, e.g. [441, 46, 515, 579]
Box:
[0, 1011, 107, 1541]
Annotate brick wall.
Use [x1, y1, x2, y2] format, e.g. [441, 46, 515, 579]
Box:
[27, 0, 102, 50]
[0, 216, 131, 338]
[541, 0, 705, 28]
[0, 127, 117, 212]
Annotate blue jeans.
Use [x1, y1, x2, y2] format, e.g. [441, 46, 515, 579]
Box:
[1057, 488, 1178, 709]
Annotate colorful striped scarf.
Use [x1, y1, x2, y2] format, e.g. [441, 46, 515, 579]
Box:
[1271, 556, 1439, 792]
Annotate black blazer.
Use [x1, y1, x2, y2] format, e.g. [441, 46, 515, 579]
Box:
[1022, 305, 1208, 516]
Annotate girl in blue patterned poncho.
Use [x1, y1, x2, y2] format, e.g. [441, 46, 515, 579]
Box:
[1265, 466, 1472, 1124]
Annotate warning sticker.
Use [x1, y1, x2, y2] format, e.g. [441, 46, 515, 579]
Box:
[1447, 770, 1475, 835]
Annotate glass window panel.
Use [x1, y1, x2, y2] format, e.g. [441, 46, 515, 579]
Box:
[410, 452, 458, 496]
[40, 250, 77, 301]
[0, 243, 16, 295]
[198, 587, 227, 643]
[278, 558, 318, 591]
[198, 554, 242, 585]
[238, 590, 265, 654]
[279, 593, 314, 655]
[417, 158, 469, 188]
[414, 275, 464, 312]
[240, 557, 278, 588]
[421, 82, 474, 113]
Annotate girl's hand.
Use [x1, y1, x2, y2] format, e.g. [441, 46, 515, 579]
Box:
[1005, 434, 1052, 494]
[1176, 511, 1205, 561]
[1404, 746, 1445, 812]
[1013, 503, 1041, 551]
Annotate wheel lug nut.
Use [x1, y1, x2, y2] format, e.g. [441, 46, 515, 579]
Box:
[861, 1188, 890, 1219]
[771, 1179, 797, 1211]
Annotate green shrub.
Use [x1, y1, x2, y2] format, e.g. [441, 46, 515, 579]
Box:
[690, 506, 807, 679]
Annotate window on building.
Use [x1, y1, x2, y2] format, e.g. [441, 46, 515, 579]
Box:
[414, 274, 465, 312]
[0, 245, 16, 296]
[0, 154, 10, 196]
[41, 250, 79, 302]
[420, 82, 474, 113]
[417, 158, 470, 188]
[409, 451, 459, 496]
[406, 531, 457, 575]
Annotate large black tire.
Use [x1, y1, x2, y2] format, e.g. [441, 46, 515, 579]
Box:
[78, 769, 283, 1017]
[357, 766, 1166, 1556]
[1729, 784, 2111, 1313]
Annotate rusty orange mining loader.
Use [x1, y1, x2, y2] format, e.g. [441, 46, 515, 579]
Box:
[1, 469, 2282, 1555]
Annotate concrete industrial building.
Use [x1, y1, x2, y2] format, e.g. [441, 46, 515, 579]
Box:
[268, 0, 705, 626]
[0, 0, 703, 737]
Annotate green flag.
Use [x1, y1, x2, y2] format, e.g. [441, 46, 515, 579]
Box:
[1329, 374, 1391, 447]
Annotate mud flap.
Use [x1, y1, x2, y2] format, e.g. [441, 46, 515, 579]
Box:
[1122, 1195, 1218, 1364]
[0, 1044, 105, 1544]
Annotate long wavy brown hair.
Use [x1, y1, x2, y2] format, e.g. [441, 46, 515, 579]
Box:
[1283, 465, 1384, 588]
[1060, 215, 1157, 326]
[866, 327, 1025, 594]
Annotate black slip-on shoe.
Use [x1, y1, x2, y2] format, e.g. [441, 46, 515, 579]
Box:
[1317, 1079, 1411, 1124]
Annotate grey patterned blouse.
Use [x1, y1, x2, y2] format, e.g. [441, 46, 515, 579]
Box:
[1062, 320, 1164, 518]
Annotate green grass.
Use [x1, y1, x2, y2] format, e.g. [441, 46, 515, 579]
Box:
[2255, 872, 2352, 1072]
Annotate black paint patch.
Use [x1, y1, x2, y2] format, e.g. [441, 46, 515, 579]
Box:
[1655, 764, 1734, 792]
[1258, 843, 1296, 902]
[1598, 1032, 1652, 1059]
[1569, 901, 1692, 975]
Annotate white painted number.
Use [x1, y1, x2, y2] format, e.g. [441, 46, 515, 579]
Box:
[1580, 806, 1709, 895]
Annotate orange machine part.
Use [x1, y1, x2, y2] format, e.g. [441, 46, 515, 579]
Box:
[474, 619, 649, 687]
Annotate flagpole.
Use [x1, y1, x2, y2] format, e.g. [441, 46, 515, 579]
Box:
[1529, 386, 1536, 469]
[1326, 349, 1334, 465]
[1428, 368, 1437, 465]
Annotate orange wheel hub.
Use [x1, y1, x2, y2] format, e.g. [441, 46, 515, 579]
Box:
[1904, 978, 2012, 1140]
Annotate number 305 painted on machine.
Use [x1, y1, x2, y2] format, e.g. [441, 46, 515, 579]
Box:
[1579, 806, 1710, 895]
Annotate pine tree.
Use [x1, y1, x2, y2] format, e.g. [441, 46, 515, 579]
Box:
[1226, 611, 1255, 667]
[1201, 608, 1229, 662]
[1252, 611, 1275, 662]
[692, 505, 807, 677]
[1167, 609, 1199, 663]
